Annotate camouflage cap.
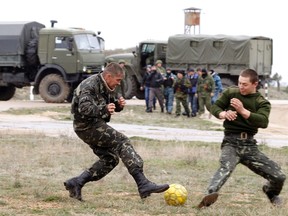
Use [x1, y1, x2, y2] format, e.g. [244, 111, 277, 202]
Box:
[155, 60, 162, 65]
[106, 57, 114, 63]
[118, 59, 126, 64]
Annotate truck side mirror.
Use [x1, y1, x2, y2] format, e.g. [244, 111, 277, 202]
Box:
[68, 37, 74, 52]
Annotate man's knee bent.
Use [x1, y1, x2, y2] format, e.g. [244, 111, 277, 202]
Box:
[275, 172, 286, 186]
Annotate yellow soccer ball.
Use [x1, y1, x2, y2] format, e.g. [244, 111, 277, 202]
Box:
[164, 183, 188, 206]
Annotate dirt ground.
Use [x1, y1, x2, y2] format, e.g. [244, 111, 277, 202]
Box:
[261, 102, 288, 135]
[0, 99, 287, 147]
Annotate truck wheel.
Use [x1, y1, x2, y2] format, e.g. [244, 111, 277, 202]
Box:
[66, 89, 74, 103]
[39, 74, 70, 103]
[25, 38, 40, 66]
[221, 78, 236, 90]
[124, 76, 137, 99]
[0, 86, 16, 101]
[135, 88, 145, 99]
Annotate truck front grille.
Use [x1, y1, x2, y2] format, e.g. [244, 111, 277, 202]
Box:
[85, 65, 102, 74]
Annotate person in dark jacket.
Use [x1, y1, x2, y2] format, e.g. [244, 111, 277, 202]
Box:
[163, 68, 176, 114]
[140, 65, 156, 111]
[198, 68, 286, 208]
[64, 62, 169, 201]
[187, 68, 199, 117]
[146, 65, 164, 113]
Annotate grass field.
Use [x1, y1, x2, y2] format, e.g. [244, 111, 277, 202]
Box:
[0, 102, 288, 215]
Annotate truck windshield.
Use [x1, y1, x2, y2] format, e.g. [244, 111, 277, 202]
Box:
[74, 34, 101, 51]
[141, 43, 155, 53]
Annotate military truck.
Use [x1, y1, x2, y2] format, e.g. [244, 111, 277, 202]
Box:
[105, 34, 272, 99]
[0, 21, 105, 103]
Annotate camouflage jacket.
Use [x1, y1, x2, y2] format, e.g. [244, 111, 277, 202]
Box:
[197, 75, 215, 96]
[174, 77, 191, 98]
[71, 74, 123, 131]
[156, 66, 166, 75]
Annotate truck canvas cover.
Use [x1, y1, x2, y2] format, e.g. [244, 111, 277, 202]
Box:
[0, 21, 45, 55]
[167, 34, 272, 65]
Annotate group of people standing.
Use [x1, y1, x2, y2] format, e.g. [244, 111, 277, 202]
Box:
[140, 60, 224, 118]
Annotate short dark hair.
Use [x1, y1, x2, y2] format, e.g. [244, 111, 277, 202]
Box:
[240, 69, 259, 84]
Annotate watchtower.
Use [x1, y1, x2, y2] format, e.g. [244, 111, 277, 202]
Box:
[184, 7, 201, 34]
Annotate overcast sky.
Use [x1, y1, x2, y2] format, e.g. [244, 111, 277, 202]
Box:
[2, 0, 287, 83]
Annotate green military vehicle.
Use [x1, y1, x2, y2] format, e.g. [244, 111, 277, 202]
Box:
[105, 40, 167, 99]
[106, 34, 272, 99]
[0, 21, 105, 103]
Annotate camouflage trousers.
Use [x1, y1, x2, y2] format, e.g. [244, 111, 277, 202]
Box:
[207, 137, 286, 196]
[175, 95, 190, 115]
[198, 94, 212, 115]
[75, 121, 144, 181]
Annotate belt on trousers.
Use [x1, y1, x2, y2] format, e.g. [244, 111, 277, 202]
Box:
[224, 132, 254, 140]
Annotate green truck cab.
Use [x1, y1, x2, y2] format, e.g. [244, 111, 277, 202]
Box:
[0, 21, 105, 103]
[106, 34, 272, 99]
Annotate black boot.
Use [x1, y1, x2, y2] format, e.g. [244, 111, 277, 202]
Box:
[146, 108, 152, 113]
[262, 185, 282, 206]
[132, 171, 169, 199]
[198, 192, 219, 209]
[64, 170, 92, 201]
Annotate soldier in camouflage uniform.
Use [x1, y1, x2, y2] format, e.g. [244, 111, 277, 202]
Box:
[174, 70, 191, 117]
[155, 59, 166, 75]
[198, 69, 286, 208]
[64, 62, 169, 201]
[196, 68, 215, 118]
